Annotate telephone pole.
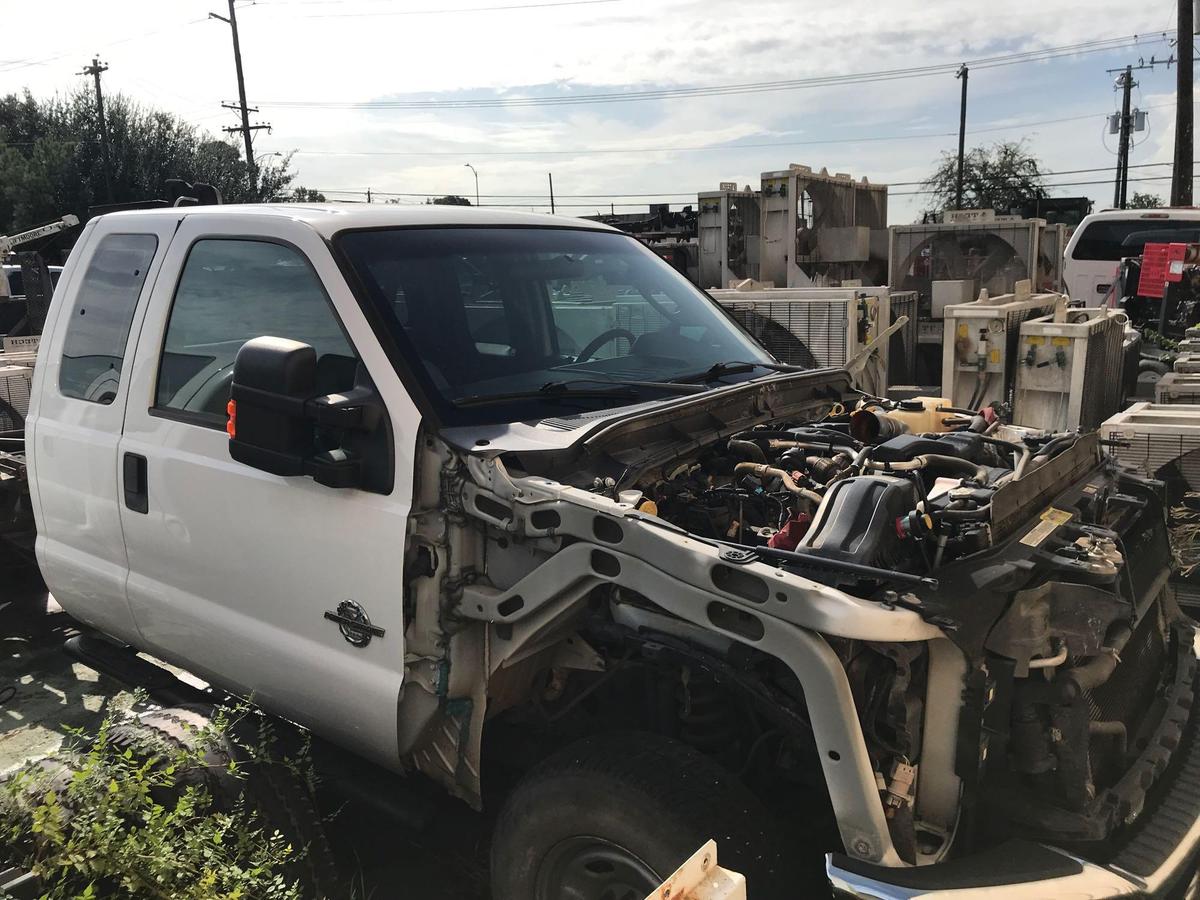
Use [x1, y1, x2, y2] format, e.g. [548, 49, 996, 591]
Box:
[1171, 0, 1195, 206]
[210, 0, 270, 194]
[79, 57, 113, 203]
[548, 173, 556, 214]
[1114, 66, 1134, 208]
[955, 65, 968, 210]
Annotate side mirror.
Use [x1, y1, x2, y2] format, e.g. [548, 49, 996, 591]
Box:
[228, 336, 384, 490]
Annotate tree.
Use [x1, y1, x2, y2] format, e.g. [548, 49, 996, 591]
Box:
[921, 140, 1047, 216]
[427, 195, 471, 206]
[0, 88, 299, 233]
[1129, 191, 1163, 209]
[280, 187, 327, 203]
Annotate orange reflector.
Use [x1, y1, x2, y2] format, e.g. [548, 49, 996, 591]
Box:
[226, 399, 237, 438]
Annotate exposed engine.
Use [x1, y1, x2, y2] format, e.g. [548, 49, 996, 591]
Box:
[605, 396, 1035, 589]
[576, 393, 1184, 859]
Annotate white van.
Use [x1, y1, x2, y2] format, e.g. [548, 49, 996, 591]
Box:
[1063, 208, 1200, 301]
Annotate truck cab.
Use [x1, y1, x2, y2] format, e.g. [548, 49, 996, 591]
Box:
[24, 204, 1200, 899]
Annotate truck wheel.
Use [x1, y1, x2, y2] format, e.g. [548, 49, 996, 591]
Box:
[490, 732, 811, 900]
[108, 707, 345, 900]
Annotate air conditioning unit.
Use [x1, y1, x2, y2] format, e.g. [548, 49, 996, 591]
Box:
[1013, 308, 1128, 431]
[1177, 354, 1200, 374]
[1101, 402, 1200, 613]
[887, 290, 918, 385]
[0, 364, 31, 433]
[1157, 373, 1200, 405]
[940, 284, 1061, 411]
[698, 187, 762, 289]
[709, 288, 890, 374]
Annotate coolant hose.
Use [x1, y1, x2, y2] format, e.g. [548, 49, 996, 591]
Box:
[867, 454, 990, 484]
[733, 462, 824, 505]
[728, 439, 767, 464]
[1059, 624, 1133, 697]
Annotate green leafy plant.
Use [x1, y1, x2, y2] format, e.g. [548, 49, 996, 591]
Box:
[0, 700, 308, 900]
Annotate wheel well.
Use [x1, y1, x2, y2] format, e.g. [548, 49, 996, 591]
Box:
[481, 623, 835, 837]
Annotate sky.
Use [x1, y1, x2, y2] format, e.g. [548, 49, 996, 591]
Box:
[0, 0, 1191, 224]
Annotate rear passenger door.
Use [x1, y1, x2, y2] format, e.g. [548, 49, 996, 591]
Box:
[28, 216, 179, 643]
[115, 215, 416, 768]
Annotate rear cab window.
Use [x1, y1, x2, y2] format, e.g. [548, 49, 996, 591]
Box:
[59, 233, 159, 404]
[1071, 218, 1200, 261]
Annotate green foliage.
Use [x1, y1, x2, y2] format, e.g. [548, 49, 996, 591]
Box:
[427, 195, 472, 206]
[921, 140, 1048, 215]
[1129, 191, 1163, 209]
[0, 702, 304, 900]
[0, 88, 298, 233]
[283, 188, 328, 203]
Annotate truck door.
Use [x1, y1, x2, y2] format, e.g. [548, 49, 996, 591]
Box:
[27, 215, 180, 643]
[115, 214, 420, 768]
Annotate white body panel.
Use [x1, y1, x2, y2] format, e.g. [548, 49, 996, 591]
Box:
[1063, 208, 1200, 302]
[27, 215, 180, 641]
[112, 212, 421, 768]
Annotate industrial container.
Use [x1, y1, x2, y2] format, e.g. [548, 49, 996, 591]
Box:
[889, 218, 1050, 307]
[758, 165, 888, 289]
[1013, 308, 1128, 431]
[697, 186, 761, 289]
[940, 284, 1061, 411]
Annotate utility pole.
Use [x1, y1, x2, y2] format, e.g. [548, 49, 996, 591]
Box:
[548, 173, 555, 214]
[80, 57, 113, 203]
[955, 65, 968, 210]
[211, 0, 270, 195]
[1113, 66, 1135, 209]
[366, 188, 372, 204]
[1171, 0, 1195, 206]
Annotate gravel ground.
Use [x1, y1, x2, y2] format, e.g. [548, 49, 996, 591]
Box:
[0, 570, 490, 899]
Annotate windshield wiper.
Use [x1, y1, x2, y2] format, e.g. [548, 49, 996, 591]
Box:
[669, 360, 805, 385]
[454, 380, 643, 408]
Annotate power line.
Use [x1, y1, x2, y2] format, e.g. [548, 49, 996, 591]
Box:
[278, 104, 1183, 160]
[0, 16, 209, 73]
[295, 0, 621, 16]
[253, 33, 1171, 111]
[301, 164, 1195, 203]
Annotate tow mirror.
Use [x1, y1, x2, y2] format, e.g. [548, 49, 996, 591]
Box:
[228, 336, 383, 490]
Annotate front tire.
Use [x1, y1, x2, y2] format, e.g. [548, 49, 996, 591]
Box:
[490, 732, 809, 900]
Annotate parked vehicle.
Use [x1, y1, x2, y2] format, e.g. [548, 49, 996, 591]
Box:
[9, 204, 1198, 898]
[1063, 207, 1200, 302]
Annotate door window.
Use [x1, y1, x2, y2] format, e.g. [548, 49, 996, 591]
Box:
[155, 239, 357, 424]
[59, 233, 159, 404]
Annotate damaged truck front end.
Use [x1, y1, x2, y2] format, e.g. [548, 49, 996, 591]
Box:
[399, 365, 1198, 897]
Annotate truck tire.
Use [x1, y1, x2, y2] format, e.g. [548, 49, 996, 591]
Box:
[490, 732, 813, 900]
[107, 707, 345, 900]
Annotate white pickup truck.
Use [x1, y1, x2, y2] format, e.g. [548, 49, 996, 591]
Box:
[13, 204, 1200, 898]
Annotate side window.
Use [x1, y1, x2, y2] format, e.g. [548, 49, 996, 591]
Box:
[155, 239, 357, 423]
[59, 233, 159, 404]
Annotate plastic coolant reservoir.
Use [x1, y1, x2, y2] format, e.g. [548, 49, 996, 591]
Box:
[874, 397, 957, 434]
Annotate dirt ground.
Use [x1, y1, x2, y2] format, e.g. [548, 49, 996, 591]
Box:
[0, 570, 490, 900]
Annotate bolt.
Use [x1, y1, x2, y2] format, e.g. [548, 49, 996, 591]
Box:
[852, 838, 872, 856]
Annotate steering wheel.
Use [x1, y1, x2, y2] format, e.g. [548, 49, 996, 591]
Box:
[576, 328, 637, 363]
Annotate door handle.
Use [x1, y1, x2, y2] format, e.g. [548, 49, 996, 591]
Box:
[123, 453, 148, 514]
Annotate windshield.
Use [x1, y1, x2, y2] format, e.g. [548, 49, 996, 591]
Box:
[337, 227, 776, 425]
[1072, 218, 1200, 261]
